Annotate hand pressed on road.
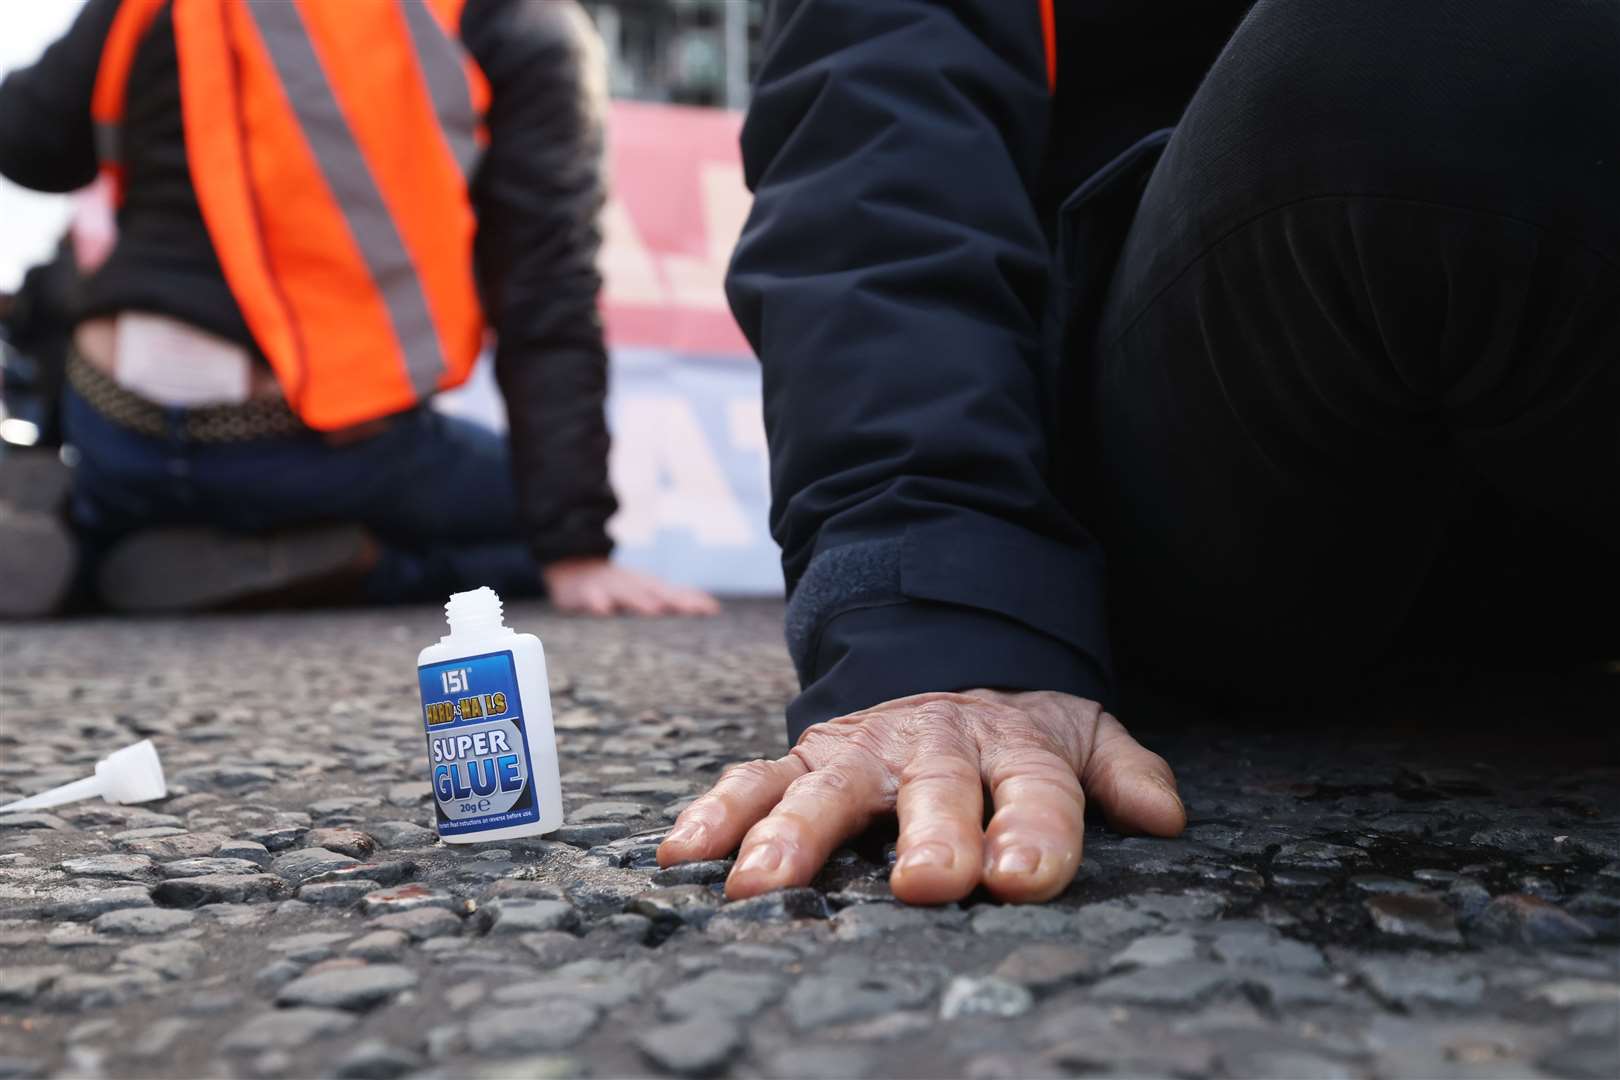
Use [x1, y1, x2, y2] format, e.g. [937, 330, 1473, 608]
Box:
[656, 690, 1186, 904]
[541, 557, 720, 617]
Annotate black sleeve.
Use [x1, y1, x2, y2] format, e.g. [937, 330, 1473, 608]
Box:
[0, 0, 120, 192]
[461, 0, 616, 566]
[726, 0, 1113, 741]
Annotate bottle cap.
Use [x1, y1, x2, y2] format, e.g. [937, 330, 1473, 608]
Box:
[0, 739, 168, 814]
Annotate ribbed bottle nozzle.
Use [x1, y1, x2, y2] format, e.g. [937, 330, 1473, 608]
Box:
[445, 586, 506, 635]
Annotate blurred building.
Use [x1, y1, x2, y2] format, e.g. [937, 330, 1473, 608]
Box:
[583, 0, 764, 108]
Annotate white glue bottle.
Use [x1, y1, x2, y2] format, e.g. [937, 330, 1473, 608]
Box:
[416, 587, 563, 843]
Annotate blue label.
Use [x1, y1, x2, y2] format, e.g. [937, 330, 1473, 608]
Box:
[418, 650, 539, 836]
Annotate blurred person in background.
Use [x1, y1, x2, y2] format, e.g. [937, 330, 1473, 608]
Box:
[0, 0, 717, 619]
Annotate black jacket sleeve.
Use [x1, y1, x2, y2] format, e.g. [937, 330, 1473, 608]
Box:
[0, 0, 117, 192]
[462, 0, 616, 566]
[726, 0, 1113, 741]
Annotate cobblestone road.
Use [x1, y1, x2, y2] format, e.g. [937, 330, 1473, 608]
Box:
[2, 602, 1617, 1079]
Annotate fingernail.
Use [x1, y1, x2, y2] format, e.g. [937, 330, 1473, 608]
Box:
[664, 821, 704, 848]
[896, 843, 955, 873]
[1151, 776, 1186, 812]
[734, 843, 783, 875]
[991, 846, 1041, 877]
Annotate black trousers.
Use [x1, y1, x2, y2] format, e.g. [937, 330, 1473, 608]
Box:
[1087, 0, 1620, 698]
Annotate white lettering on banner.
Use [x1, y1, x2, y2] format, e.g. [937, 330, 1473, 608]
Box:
[599, 198, 665, 306]
[661, 163, 752, 310]
[609, 396, 754, 547]
[600, 161, 749, 311]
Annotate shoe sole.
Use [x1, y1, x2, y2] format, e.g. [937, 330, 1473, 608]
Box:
[0, 508, 77, 618]
[99, 523, 371, 613]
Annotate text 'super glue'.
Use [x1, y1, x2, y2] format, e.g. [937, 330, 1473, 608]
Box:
[416, 587, 562, 843]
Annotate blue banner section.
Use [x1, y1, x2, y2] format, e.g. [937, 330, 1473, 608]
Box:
[434, 350, 783, 595]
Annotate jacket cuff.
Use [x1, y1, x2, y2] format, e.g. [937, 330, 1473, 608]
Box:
[786, 599, 1111, 744]
[782, 512, 1114, 743]
[530, 524, 614, 568]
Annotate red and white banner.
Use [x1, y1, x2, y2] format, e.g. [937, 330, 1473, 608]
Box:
[596, 103, 778, 593]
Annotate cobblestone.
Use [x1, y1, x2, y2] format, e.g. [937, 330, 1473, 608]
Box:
[0, 603, 1613, 1077]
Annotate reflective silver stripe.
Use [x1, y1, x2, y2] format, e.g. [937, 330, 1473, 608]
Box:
[95, 122, 121, 166]
[246, 0, 445, 400]
[399, 0, 482, 179]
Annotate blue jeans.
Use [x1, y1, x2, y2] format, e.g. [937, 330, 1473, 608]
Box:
[63, 388, 542, 603]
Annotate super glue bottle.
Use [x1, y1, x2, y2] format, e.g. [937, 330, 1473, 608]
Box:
[416, 588, 563, 843]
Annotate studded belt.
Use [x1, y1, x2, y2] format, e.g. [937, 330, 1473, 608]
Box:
[68, 350, 308, 442]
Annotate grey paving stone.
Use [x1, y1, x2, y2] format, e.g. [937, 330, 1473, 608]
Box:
[344, 930, 410, 960]
[303, 828, 377, 860]
[275, 964, 418, 1010]
[370, 906, 463, 941]
[1108, 931, 1198, 970]
[1529, 978, 1620, 1008]
[116, 939, 207, 980]
[158, 856, 265, 878]
[969, 905, 1075, 938]
[633, 1015, 742, 1076]
[785, 971, 938, 1030]
[58, 854, 159, 880]
[706, 887, 828, 935]
[214, 839, 272, 867]
[221, 1008, 357, 1053]
[44, 970, 164, 1010]
[631, 884, 723, 930]
[90, 906, 195, 936]
[1539, 1035, 1620, 1080]
[649, 859, 733, 887]
[1207, 923, 1326, 973]
[465, 1002, 600, 1055]
[298, 879, 381, 906]
[41, 884, 154, 922]
[1365, 893, 1463, 944]
[568, 801, 648, 823]
[478, 897, 581, 936]
[1091, 962, 1232, 1006]
[658, 970, 784, 1019]
[939, 975, 1034, 1019]
[269, 847, 361, 885]
[151, 872, 286, 907]
[831, 902, 957, 941]
[993, 944, 1106, 989]
[359, 884, 465, 916]
[0, 966, 69, 1004]
[1472, 894, 1596, 945]
[268, 931, 354, 963]
[120, 831, 229, 860]
[0, 813, 68, 831]
[550, 823, 634, 848]
[492, 958, 654, 1009]
[331, 1039, 422, 1080]
[1356, 955, 1486, 1007]
[369, 821, 436, 849]
[129, 1017, 190, 1058]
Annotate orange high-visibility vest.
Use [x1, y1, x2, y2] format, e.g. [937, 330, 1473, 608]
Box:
[91, 0, 491, 430]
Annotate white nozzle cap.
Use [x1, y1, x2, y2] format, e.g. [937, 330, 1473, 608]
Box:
[0, 739, 167, 814]
[445, 586, 507, 636]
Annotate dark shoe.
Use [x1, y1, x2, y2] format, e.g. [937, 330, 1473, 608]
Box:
[99, 523, 375, 613]
[0, 505, 77, 618]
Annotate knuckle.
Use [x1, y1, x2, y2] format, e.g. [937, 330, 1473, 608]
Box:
[899, 753, 979, 788]
[718, 758, 779, 786]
